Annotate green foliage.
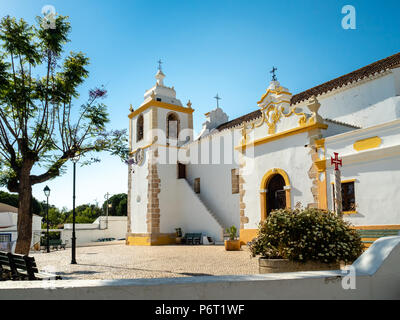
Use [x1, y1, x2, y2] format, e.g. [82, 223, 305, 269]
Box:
[102, 193, 127, 216]
[226, 225, 238, 241]
[0, 14, 129, 253]
[41, 205, 68, 228]
[64, 204, 103, 224]
[249, 208, 364, 264]
[41, 231, 60, 242]
[0, 190, 42, 215]
[40, 203, 103, 227]
[0, 14, 129, 192]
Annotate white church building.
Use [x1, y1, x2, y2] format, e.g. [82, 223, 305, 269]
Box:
[126, 52, 400, 246]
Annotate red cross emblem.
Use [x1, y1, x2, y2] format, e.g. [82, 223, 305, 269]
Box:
[331, 152, 342, 171]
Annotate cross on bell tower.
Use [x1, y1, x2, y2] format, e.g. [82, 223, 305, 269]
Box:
[270, 66, 278, 82]
[158, 59, 163, 71]
[214, 94, 221, 108]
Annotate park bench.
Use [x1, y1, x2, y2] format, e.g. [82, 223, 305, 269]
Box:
[0, 251, 62, 281]
[183, 233, 202, 245]
[357, 228, 400, 248]
[41, 239, 66, 251]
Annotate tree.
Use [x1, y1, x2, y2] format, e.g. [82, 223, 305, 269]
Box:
[64, 204, 102, 224]
[0, 15, 128, 254]
[0, 190, 42, 215]
[102, 193, 127, 216]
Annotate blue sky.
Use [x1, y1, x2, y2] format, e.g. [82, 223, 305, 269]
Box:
[1, 0, 399, 209]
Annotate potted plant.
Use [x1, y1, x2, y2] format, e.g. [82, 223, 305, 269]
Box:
[225, 226, 241, 251]
[249, 208, 364, 273]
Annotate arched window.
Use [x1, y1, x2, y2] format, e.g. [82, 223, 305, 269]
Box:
[136, 114, 144, 142]
[167, 112, 180, 140]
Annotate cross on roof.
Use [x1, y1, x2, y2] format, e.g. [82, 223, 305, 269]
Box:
[158, 59, 163, 71]
[270, 66, 278, 82]
[214, 94, 221, 108]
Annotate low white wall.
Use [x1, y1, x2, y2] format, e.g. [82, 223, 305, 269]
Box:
[61, 217, 127, 246]
[1, 237, 399, 300]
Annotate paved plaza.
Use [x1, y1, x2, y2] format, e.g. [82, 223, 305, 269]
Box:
[31, 243, 259, 280]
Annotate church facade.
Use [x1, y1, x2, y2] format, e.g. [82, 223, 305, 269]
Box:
[126, 52, 400, 246]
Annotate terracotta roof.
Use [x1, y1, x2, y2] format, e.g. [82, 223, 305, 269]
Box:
[216, 109, 262, 131]
[0, 203, 18, 213]
[291, 51, 400, 105]
[216, 52, 400, 131]
[324, 118, 361, 129]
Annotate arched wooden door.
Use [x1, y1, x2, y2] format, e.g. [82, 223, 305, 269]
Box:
[266, 174, 286, 215]
[260, 169, 291, 221]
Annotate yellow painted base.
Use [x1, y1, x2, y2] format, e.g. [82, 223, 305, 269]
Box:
[126, 233, 176, 246]
[239, 229, 258, 246]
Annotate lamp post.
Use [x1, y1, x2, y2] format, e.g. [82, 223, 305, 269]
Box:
[104, 193, 111, 230]
[43, 186, 51, 253]
[71, 154, 80, 265]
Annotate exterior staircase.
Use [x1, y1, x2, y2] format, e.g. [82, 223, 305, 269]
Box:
[182, 179, 226, 244]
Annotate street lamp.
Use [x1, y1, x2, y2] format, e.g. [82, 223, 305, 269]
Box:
[43, 185, 51, 253]
[71, 153, 80, 265]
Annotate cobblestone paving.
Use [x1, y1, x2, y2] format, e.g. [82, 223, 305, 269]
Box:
[31, 244, 259, 280]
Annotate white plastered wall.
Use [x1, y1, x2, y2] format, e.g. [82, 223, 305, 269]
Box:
[242, 131, 315, 230]
[294, 70, 400, 128]
[130, 108, 153, 151]
[156, 107, 191, 145]
[185, 129, 242, 230]
[325, 119, 400, 226]
[130, 150, 150, 234]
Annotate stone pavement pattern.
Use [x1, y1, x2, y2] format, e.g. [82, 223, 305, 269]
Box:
[31, 244, 259, 280]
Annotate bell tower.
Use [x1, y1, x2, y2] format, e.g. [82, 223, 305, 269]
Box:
[127, 63, 195, 245]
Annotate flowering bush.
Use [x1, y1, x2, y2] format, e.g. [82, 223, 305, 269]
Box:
[249, 208, 364, 263]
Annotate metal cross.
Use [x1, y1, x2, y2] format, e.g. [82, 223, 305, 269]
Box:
[331, 152, 343, 171]
[270, 66, 278, 81]
[158, 59, 163, 71]
[214, 94, 221, 108]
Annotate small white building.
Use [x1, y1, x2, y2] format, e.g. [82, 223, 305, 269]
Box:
[0, 203, 42, 253]
[61, 216, 127, 247]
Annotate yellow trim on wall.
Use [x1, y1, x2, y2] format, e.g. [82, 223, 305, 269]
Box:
[126, 234, 176, 246]
[239, 229, 258, 246]
[353, 136, 382, 151]
[343, 211, 357, 215]
[235, 122, 328, 151]
[314, 159, 327, 172]
[354, 225, 400, 230]
[315, 138, 325, 149]
[259, 168, 291, 221]
[126, 236, 151, 246]
[129, 100, 194, 119]
[331, 179, 356, 185]
[130, 143, 154, 155]
[313, 138, 328, 210]
[257, 89, 292, 104]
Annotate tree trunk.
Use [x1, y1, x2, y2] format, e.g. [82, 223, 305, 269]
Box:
[14, 174, 33, 255]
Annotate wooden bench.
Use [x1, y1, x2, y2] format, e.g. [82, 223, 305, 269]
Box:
[41, 239, 66, 251]
[183, 233, 202, 245]
[0, 251, 62, 281]
[356, 228, 400, 248]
